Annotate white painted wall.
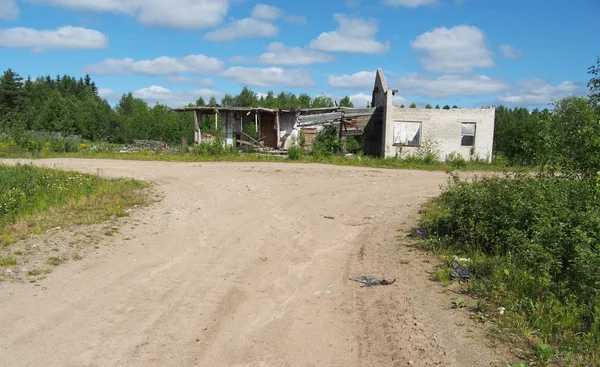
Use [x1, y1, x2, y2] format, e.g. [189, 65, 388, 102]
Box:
[383, 107, 496, 162]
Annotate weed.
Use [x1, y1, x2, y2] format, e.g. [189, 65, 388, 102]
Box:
[0, 256, 17, 266]
[46, 256, 64, 266]
[534, 342, 554, 365]
[452, 297, 466, 309]
[434, 266, 452, 286]
[0, 164, 148, 246]
[27, 269, 41, 276]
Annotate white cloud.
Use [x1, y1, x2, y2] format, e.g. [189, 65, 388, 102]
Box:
[397, 74, 509, 97]
[31, 0, 229, 29]
[348, 92, 371, 108]
[410, 25, 494, 73]
[258, 42, 335, 66]
[84, 54, 224, 75]
[499, 44, 523, 59]
[328, 70, 375, 89]
[133, 85, 223, 108]
[204, 18, 277, 41]
[309, 14, 390, 54]
[344, 92, 408, 108]
[163, 76, 216, 87]
[221, 66, 315, 88]
[497, 79, 578, 105]
[252, 4, 281, 20]
[97, 88, 114, 99]
[0, 0, 19, 21]
[0, 26, 108, 52]
[392, 95, 409, 106]
[383, 0, 438, 7]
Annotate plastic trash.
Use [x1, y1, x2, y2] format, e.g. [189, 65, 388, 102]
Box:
[350, 276, 397, 287]
[451, 261, 474, 282]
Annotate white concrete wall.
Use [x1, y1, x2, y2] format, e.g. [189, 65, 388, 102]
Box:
[383, 107, 496, 162]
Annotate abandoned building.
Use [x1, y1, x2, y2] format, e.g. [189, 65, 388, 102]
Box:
[178, 69, 495, 162]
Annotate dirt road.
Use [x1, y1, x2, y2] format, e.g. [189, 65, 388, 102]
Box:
[0, 159, 510, 367]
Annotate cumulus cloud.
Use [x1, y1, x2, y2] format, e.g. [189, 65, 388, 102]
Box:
[84, 55, 224, 75]
[347, 92, 371, 108]
[221, 66, 315, 88]
[31, 0, 229, 29]
[0, 0, 19, 21]
[410, 25, 494, 73]
[0, 26, 108, 52]
[499, 44, 523, 59]
[204, 18, 277, 41]
[163, 76, 216, 87]
[133, 85, 223, 108]
[258, 42, 335, 66]
[97, 88, 114, 99]
[383, 0, 437, 7]
[397, 74, 509, 97]
[309, 14, 390, 54]
[328, 70, 375, 89]
[252, 4, 281, 20]
[497, 79, 578, 105]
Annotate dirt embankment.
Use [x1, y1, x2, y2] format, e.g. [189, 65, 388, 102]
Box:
[0, 159, 512, 366]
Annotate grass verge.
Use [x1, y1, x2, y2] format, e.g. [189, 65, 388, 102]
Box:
[0, 149, 530, 172]
[0, 163, 149, 247]
[417, 173, 600, 366]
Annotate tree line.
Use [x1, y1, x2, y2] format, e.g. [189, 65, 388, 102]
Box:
[0, 69, 358, 145]
[1, 58, 599, 161]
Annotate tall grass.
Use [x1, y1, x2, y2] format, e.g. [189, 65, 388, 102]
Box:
[0, 164, 148, 246]
[420, 173, 600, 365]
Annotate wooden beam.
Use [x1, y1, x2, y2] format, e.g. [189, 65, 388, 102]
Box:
[298, 112, 342, 123]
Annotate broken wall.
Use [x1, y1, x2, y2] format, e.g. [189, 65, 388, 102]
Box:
[383, 107, 496, 162]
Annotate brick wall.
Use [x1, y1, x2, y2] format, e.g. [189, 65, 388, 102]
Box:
[383, 107, 496, 162]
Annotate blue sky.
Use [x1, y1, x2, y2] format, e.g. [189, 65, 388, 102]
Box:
[0, 0, 598, 108]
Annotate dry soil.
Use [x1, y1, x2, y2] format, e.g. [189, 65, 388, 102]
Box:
[0, 159, 513, 367]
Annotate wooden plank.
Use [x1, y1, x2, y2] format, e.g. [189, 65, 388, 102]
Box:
[298, 112, 342, 123]
[341, 130, 364, 136]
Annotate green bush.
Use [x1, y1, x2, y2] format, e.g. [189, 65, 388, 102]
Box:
[312, 126, 340, 158]
[287, 144, 302, 160]
[191, 137, 237, 156]
[420, 174, 600, 362]
[415, 137, 439, 164]
[446, 152, 467, 169]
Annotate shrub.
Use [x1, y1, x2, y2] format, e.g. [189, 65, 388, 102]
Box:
[446, 152, 467, 169]
[415, 137, 439, 164]
[420, 173, 600, 362]
[287, 144, 302, 160]
[312, 126, 340, 158]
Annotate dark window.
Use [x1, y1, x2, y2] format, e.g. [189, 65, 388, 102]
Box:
[461, 123, 476, 146]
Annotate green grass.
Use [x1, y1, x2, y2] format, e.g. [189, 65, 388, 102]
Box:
[0, 147, 530, 172]
[0, 163, 149, 246]
[0, 256, 17, 266]
[419, 173, 600, 366]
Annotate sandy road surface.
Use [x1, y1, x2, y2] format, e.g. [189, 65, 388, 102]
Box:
[0, 159, 510, 367]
